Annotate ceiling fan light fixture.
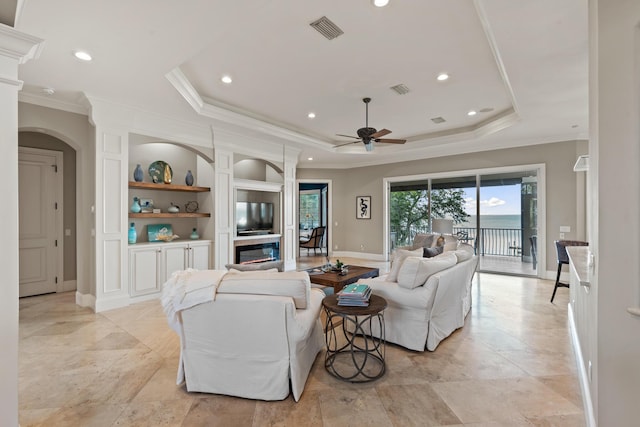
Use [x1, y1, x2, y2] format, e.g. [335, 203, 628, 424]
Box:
[373, 0, 390, 7]
[364, 141, 374, 152]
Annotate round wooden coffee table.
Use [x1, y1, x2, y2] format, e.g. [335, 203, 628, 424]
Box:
[322, 294, 387, 382]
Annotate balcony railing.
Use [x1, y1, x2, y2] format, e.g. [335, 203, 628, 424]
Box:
[391, 226, 524, 257]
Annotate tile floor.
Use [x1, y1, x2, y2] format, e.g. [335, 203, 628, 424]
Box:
[19, 258, 585, 426]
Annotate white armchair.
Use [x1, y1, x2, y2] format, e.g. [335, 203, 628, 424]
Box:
[165, 270, 325, 401]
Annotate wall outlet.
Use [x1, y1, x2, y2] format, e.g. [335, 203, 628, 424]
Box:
[65, 228, 71, 236]
[560, 232, 565, 239]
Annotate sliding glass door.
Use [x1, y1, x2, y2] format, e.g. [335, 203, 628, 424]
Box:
[477, 171, 537, 276]
[387, 166, 541, 277]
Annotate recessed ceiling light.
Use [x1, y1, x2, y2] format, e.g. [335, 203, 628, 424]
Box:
[307, 157, 313, 161]
[73, 51, 92, 61]
[373, 0, 389, 7]
[221, 75, 232, 84]
[307, 112, 316, 119]
[467, 110, 477, 116]
[437, 73, 449, 81]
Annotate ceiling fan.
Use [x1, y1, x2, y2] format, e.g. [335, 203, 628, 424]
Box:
[336, 97, 406, 151]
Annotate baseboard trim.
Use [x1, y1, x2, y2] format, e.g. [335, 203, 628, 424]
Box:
[568, 303, 597, 427]
[330, 251, 386, 262]
[94, 294, 131, 313]
[62, 279, 76, 292]
[75, 291, 96, 311]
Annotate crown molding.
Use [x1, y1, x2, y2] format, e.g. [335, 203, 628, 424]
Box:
[19, 91, 88, 115]
[0, 24, 43, 63]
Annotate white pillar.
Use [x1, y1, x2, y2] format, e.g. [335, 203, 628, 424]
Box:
[213, 141, 234, 268]
[0, 23, 43, 427]
[282, 147, 299, 271]
[86, 97, 131, 311]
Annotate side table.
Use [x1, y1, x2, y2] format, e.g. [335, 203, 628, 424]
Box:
[321, 294, 387, 383]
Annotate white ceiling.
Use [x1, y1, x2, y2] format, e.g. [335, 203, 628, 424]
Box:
[13, 0, 588, 168]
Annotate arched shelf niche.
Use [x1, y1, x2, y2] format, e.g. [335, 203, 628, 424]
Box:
[128, 136, 214, 242]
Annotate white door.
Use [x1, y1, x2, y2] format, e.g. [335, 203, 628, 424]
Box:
[18, 148, 63, 297]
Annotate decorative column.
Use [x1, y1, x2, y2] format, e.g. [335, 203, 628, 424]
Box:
[282, 146, 299, 271]
[86, 97, 132, 311]
[0, 24, 43, 427]
[213, 140, 234, 268]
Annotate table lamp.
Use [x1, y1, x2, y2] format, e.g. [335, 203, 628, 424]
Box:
[432, 218, 454, 235]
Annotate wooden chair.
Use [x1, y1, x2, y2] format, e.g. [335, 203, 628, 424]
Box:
[299, 226, 326, 255]
[551, 239, 588, 302]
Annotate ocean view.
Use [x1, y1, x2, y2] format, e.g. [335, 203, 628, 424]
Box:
[457, 214, 521, 229]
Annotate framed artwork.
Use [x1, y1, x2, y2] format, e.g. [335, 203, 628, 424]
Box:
[356, 196, 371, 219]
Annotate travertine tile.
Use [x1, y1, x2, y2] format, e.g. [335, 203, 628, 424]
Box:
[376, 383, 462, 426]
[18, 268, 586, 427]
[181, 395, 256, 426]
[112, 399, 193, 426]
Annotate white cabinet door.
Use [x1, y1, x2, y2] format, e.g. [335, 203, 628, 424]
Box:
[164, 244, 188, 279]
[189, 241, 211, 270]
[129, 247, 161, 296]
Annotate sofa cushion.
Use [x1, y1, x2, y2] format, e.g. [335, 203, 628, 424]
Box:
[423, 246, 443, 258]
[453, 245, 473, 263]
[388, 248, 423, 282]
[397, 252, 457, 289]
[218, 271, 310, 308]
[225, 260, 284, 272]
[412, 233, 436, 249]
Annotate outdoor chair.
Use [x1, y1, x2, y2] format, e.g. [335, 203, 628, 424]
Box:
[530, 235, 537, 269]
[551, 239, 588, 302]
[299, 226, 326, 255]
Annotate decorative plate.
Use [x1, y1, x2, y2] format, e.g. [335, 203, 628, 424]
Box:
[148, 161, 172, 184]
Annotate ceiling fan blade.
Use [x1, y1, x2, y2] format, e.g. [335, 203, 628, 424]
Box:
[369, 128, 391, 139]
[336, 133, 360, 139]
[375, 138, 406, 144]
[334, 140, 360, 148]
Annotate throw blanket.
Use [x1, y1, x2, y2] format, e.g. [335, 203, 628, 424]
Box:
[161, 268, 227, 333]
[161, 268, 228, 385]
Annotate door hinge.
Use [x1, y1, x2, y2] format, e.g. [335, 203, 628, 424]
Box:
[55, 239, 58, 247]
[51, 164, 58, 173]
[55, 202, 58, 210]
[55, 276, 58, 284]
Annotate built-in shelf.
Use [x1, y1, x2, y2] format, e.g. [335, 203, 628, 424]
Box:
[129, 212, 210, 218]
[129, 181, 210, 192]
[128, 181, 211, 218]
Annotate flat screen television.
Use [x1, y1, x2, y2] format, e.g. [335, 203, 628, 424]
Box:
[236, 202, 274, 234]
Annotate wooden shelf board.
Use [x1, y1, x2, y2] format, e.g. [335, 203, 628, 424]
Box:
[129, 213, 210, 218]
[128, 181, 210, 192]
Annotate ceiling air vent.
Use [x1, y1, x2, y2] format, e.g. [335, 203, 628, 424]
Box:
[390, 84, 410, 95]
[310, 16, 344, 40]
[431, 117, 446, 124]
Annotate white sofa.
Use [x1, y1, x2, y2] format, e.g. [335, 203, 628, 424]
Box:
[161, 269, 325, 402]
[357, 240, 478, 351]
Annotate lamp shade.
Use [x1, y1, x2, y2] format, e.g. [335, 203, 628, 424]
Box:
[432, 218, 453, 235]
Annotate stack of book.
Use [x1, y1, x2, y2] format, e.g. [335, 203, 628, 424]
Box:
[337, 283, 372, 306]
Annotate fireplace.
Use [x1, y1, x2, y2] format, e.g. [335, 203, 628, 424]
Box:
[235, 241, 280, 264]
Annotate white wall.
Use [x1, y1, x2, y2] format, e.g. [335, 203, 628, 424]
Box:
[588, 1, 640, 425]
